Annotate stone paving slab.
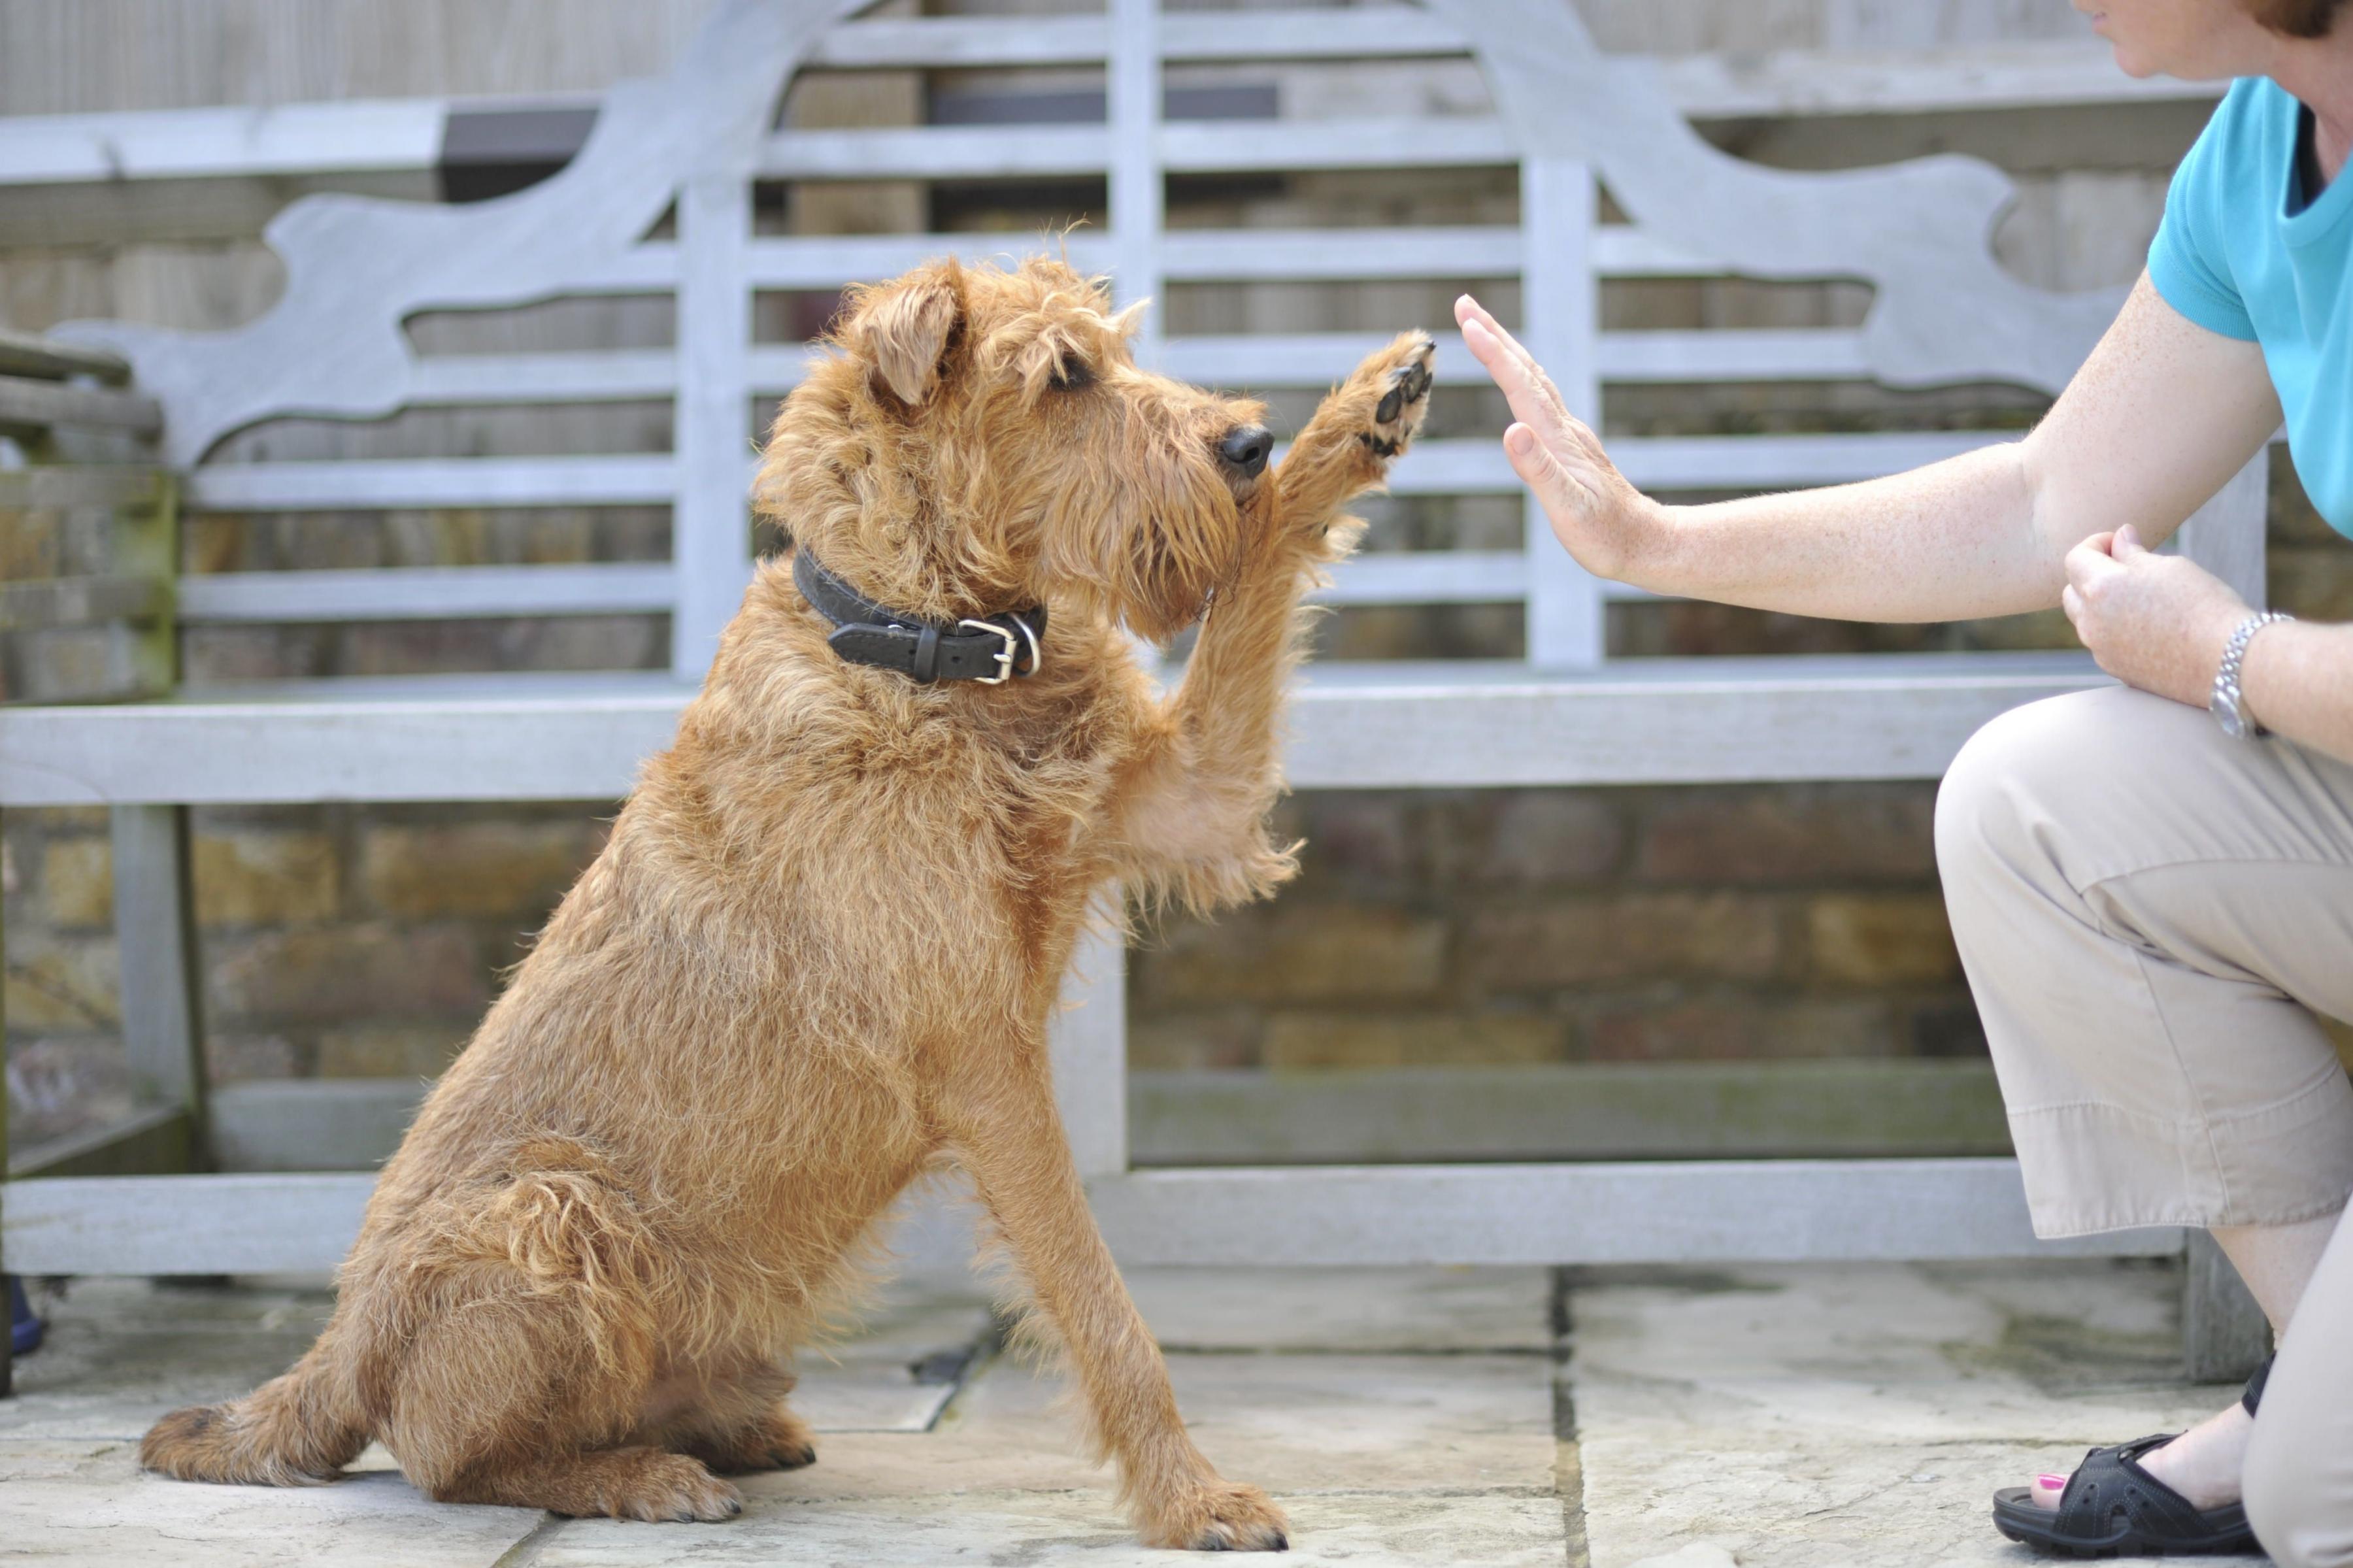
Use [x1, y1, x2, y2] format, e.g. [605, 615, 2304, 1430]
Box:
[1566, 1259, 2265, 1568]
[0, 1279, 334, 1442]
[1122, 1266, 1552, 1354]
[529, 1488, 1571, 1567]
[0, 1440, 542, 1568]
[0, 1268, 1570, 1566]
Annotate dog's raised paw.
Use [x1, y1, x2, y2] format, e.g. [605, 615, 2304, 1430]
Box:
[1148, 1480, 1292, 1552]
[1355, 331, 1436, 460]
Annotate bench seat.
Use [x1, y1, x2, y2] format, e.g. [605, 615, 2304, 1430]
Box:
[0, 651, 2105, 807]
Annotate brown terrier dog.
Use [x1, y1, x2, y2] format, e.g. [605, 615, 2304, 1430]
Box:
[139, 256, 1434, 1552]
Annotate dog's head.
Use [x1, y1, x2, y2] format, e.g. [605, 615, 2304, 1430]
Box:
[759, 256, 1273, 643]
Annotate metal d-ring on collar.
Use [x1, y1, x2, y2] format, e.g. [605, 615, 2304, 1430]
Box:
[790, 548, 1044, 686]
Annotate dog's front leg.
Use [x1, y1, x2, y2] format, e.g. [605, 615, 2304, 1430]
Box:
[1107, 332, 1435, 910]
[940, 1044, 1288, 1551]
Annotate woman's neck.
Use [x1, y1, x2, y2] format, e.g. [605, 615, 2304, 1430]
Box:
[2269, 29, 2353, 186]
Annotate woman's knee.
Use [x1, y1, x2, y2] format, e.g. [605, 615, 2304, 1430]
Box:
[1934, 695, 2088, 898]
[2245, 1418, 2353, 1568]
[1932, 688, 2172, 898]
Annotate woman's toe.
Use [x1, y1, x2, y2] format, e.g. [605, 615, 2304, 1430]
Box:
[2030, 1473, 2068, 1509]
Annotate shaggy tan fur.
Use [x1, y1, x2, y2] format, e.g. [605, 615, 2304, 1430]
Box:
[140, 256, 1433, 1551]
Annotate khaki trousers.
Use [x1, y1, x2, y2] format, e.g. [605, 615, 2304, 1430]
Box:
[1935, 685, 2353, 1565]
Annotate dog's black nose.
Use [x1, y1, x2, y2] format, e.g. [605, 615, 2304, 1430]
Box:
[1218, 424, 1273, 478]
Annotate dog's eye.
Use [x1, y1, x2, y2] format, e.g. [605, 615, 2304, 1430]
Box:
[1050, 359, 1093, 392]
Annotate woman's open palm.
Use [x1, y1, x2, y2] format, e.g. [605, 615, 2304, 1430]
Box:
[1454, 295, 1656, 584]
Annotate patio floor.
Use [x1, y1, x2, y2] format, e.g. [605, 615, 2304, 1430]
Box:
[0, 1256, 2265, 1566]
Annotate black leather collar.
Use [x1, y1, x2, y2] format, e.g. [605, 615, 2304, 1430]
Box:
[792, 548, 1044, 686]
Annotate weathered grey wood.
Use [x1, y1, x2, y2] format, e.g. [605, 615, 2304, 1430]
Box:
[0, 99, 445, 186]
[803, 7, 1466, 69]
[2173, 452, 2269, 610]
[2184, 1229, 2273, 1382]
[405, 348, 682, 405]
[1049, 912, 1127, 1180]
[1311, 552, 1525, 606]
[3, 1160, 2178, 1276]
[0, 654, 2105, 806]
[207, 1059, 2012, 1174]
[5, 1173, 376, 1275]
[1389, 431, 2004, 495]
[1523, 156, 1603, 669]
[1160, 227, 1519, 282]
[1084, 1160, 2181, 1267]
[1282, 654, 2105, 786]
[56, 0, 869, 471]
[0, 573, 167, 633]
[173, 433, 2005, 516]
[177, 563, 675, 624]
[1162, 329, 1867, 388]
[0, 44, 2212, 195]
[0, 373, 161, 435]
[1160, 118, 1517, 174]
[1107, 0, 1163, 370]
[0, 464, 164, 510]
[8, 1106, 192, 1180]
[765, 125, 1106, 180]
[108, 805, 208, 1159]
[1434, 0, 2120, 395]
[1129, 1060, 2012, 1165]
[0, 680, 682, 805]
[744, 233, 1114, 290]
[671, 170, 755, 678]
[184, 455, 677, 511]
[209, 1080, 422, 1172]
[0, 327, 129, 383]
[807, 12, 1108, 68]
[1590, 227, 1728, 277]
[1651, 40, 2219, 118]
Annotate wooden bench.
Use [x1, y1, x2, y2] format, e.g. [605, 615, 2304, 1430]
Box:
[1, 0, 2273, 1388]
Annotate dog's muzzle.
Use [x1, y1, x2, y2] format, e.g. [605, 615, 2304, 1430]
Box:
[1219, 424, 1273, 480]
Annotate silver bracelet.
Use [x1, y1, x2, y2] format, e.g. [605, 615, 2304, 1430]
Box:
[2210, 610, 2293, 740]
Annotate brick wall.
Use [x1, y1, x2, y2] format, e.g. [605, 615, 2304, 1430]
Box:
[7, 0, 2353, 1154]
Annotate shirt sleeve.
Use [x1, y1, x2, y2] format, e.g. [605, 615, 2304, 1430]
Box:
[2147, 84, 2261, 341]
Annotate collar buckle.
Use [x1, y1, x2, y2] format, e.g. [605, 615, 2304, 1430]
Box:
[958, 614, 1042, 686]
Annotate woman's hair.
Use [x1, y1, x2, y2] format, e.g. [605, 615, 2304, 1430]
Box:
[2248, 0, 2345, 37]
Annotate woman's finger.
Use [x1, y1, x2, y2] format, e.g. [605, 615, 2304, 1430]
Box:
[1460, 316, 1577, 452]
[2064, 537, 2121, 590]
[2060, 583, 2086, 629]
[2112, 523, 2148, 559]
[1455, 297, 1561, 415]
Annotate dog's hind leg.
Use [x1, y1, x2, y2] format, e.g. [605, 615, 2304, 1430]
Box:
[376, 1159, 743, 1522]
[636, 1360, 818, 1475]
[941, 1041, 1288, 1552]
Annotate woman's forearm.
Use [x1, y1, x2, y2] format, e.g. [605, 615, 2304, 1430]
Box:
[1628, 442, 2058, 623]
[2242, 620, 2353, 765]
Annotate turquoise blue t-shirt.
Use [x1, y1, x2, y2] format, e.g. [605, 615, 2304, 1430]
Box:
[2148, 76, 2353, 539]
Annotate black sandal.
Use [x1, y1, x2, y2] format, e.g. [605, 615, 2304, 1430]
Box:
[1990, 1355, 2271, 1558]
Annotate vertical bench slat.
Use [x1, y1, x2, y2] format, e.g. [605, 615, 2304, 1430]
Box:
[671, 171, 755, 680]
[1050, 913, 1129, 1181]
[1108, 0, 1165, 371]
[108, 805, 210, 1166]
[1521, 158, 1605, 669]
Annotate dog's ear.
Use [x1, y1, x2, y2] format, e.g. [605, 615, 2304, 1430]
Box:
[848, 261, 964, 406]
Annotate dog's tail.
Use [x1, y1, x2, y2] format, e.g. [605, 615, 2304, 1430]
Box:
[141, 1336, 369, 1486]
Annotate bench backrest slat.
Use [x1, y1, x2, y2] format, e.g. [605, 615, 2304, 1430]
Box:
[39, 0, 2168, 679]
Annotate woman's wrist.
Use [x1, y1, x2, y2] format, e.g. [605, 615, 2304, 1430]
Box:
[1610, 494, 1680, 594]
